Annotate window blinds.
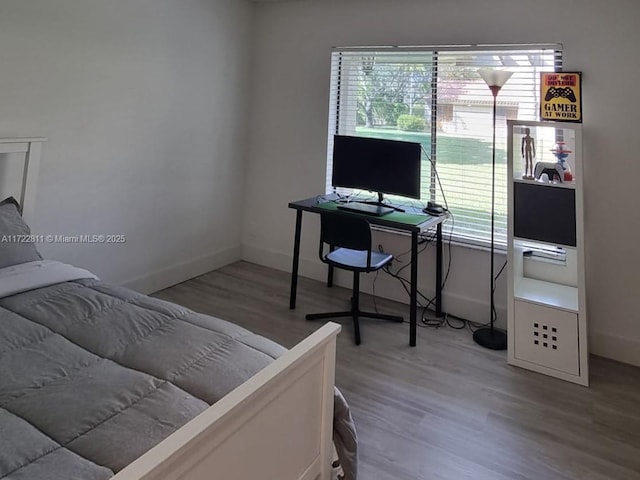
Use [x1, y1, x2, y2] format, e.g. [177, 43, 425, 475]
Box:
[326, 45, 562, 246]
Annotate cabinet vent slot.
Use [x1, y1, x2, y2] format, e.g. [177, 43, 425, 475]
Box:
[532, 323, 559, 350]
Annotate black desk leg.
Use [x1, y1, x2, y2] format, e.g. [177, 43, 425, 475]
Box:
[436, 222, 443, 317]
[410, 231, 418, 347]
[289, 210, 303, 309]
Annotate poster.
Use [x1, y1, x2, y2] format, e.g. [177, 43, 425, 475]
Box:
[540, 72, 582, 123]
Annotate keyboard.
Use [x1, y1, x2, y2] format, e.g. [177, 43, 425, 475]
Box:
[336, 203, 394, 216]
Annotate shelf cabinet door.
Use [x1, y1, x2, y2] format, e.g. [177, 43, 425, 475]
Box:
[513, 300, 579, 375]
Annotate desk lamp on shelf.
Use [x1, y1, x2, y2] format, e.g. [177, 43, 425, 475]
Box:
[474, 68, 513, 351]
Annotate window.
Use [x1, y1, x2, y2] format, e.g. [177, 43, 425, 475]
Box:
[326, 45, 562, 246]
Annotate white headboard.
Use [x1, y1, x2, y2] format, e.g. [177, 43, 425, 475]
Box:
[0, 137, 46, 224]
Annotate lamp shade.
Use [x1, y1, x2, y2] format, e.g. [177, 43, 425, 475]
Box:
[478, 69, 514, 88]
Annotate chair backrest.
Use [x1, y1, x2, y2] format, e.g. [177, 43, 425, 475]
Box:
[318, 213, 372, 266]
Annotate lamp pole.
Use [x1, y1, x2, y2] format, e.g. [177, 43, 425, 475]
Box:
[474, 69, 513, 350]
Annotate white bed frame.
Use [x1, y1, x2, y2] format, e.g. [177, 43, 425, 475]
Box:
[2, 137, 342, 480]
[0, 137, 45, 223]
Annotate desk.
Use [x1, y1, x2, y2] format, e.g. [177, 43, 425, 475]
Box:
[288, 196, 446, 346]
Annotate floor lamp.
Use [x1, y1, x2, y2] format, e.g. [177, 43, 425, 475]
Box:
[474, 69, 513, 350]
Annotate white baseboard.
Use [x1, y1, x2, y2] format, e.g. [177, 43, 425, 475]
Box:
[241, 243, 507, 329]
[122, 246, 242, 294]
[242, 243, 326, 284]
[589, 331, 640, 367]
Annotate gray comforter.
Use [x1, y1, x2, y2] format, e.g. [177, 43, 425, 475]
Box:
[0, 279, 357, 479]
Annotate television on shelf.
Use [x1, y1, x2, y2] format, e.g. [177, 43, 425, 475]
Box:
[331, 135, 422, 204]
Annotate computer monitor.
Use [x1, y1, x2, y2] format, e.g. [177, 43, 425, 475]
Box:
[331, 135, 422, 202]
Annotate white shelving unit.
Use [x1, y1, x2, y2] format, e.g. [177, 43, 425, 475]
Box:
[506, 120, 588, 386]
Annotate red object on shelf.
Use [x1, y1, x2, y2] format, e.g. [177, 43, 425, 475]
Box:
[564, 171, 573, 182]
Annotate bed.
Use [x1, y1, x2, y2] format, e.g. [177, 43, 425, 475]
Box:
[0, 138, 357, 480]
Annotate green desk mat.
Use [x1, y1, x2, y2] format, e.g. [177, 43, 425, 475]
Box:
[317, 201, 428, 226]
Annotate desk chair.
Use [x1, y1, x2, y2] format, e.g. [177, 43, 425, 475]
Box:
[306, 213, 403, 345]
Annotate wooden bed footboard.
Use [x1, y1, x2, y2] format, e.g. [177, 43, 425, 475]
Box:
[112, 322, 341, 480]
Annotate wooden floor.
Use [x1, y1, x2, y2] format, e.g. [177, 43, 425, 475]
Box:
[154, 261, 640, 480]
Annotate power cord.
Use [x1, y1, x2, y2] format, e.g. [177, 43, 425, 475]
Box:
[372, 238, 433, 317]
[377, 236, 452, 330]
[419, 145, 510, 335]
[369, 144, 508, 335]
[370, 144, 458, 330]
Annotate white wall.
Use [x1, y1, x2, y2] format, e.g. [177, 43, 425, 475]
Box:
[0, 0, 253, 292]
[243, 0, 640, 365]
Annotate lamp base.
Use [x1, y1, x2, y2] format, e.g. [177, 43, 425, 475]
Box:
[473, 327, 507, 350]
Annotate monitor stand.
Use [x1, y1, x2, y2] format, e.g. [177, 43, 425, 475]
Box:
[359, 192, 405, 213]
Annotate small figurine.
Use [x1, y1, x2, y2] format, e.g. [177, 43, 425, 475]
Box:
[551, 142, 573, 182]
[521, 128, 536, 179]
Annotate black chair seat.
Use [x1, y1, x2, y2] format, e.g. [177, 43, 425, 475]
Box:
[326, 248, 393, 271]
